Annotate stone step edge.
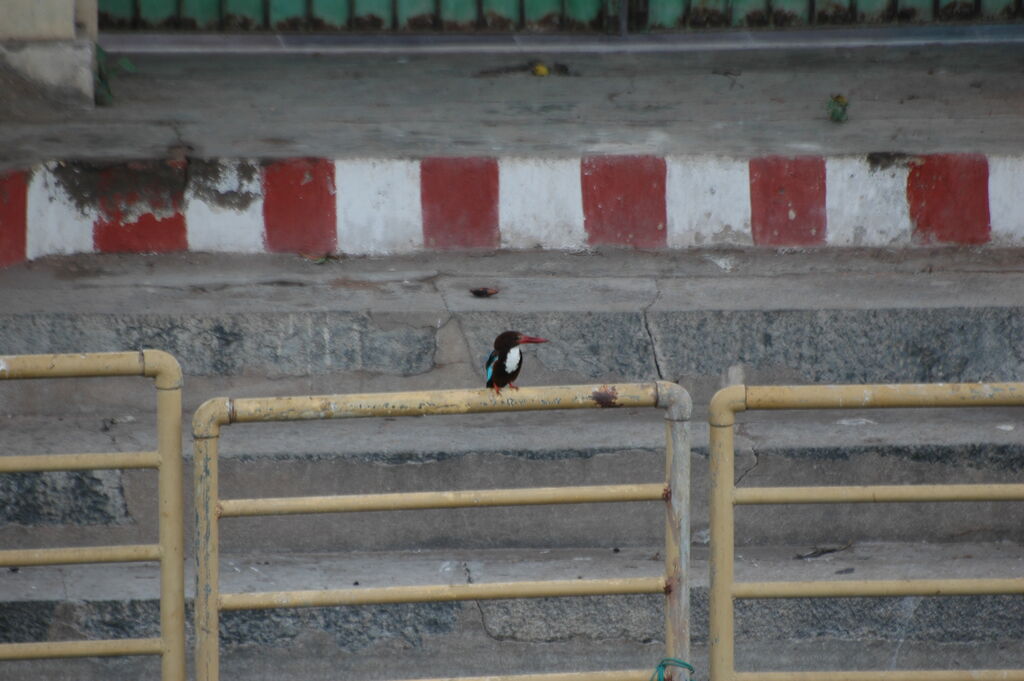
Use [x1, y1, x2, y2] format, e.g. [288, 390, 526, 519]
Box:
[2, 153, 1022, 268]
[6, 542, 1022, 602]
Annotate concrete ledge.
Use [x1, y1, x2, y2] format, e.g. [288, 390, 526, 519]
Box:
[2, 154, 1023, 267]
[2, 544, 1023, 680]
[0, 41, 94, 109]
[0, 0, 77, 41]
[3, 407, 1023, 551]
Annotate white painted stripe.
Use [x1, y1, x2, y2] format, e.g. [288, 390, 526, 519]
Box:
[336, 159, 422, 255]
[666, 156, 751, 247]
[26, 164, 95, 259]
[499, 158, 585, 250]
[989, 156, 1024, 244]
[825, 157, 912, 246]
[185, 160, 265, 253]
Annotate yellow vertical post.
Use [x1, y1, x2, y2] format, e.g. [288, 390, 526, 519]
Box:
[708, 385, 745, 681]
[659, 382, 693, 669]
[147, 351, 186, 681]
[193, 404, 225, 681]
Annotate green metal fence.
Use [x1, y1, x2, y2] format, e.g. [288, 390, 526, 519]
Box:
[99, 0, 1021, 31]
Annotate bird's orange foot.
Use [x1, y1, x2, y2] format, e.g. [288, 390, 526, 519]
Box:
[509, 383, 520, 391]
[492, 385, 503, 396]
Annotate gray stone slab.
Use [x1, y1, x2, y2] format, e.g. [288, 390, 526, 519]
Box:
[649, 307, 1024, 387]
[652, 272, 1024, 312]
[3, 44, 1024, 171]
[438, 276, 658, 313]
[3, 543, 1024, 681]
[4, 406, 1024, 548]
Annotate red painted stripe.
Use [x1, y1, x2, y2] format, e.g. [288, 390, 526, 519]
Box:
[907, 154, 990, 245]
[263, 158, 337, 254]
[93, 161, 187, 253]
[749, 156, 826, 247]
[0, 170, 28, 267]
[420, 158, 499, 249]
[581, 156, 667, 248]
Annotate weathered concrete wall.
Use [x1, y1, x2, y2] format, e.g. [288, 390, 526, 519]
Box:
[0, 0, 77, 41]
[2, 154, 1024, 268]
[0, 0, 94, 106]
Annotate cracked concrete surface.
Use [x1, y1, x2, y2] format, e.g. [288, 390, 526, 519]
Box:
[3, 43, 1024, 171]
[6, 250, 1024, 404]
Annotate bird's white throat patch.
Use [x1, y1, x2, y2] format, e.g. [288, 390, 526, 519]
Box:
[504, 346, 521, 374]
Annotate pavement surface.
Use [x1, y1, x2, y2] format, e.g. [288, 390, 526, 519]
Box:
[1, 30, 1024, 171]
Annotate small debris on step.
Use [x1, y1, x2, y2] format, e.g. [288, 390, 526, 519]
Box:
[795, 541, 852, 560]
[470, 287, 499, 298]
[475, 61, 573, 77]
[299, 252, 340, 264]
[827, 94, 849, 123]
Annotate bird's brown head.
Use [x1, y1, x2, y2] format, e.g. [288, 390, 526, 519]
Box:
[494, 330, 548, 351]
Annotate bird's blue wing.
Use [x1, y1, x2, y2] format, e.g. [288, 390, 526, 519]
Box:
[485, 350, 498, 383]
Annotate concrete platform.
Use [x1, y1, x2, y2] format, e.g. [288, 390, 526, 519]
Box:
[2, 38, 1024, 170]
[4, 403, 1024, 553]
[3, 543, 1024, 681]
[3, 250, 1024, 678]
[3, 250, 1024, 412]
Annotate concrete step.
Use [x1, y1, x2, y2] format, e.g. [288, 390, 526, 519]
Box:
[3, 542, 1023, 681]
[3, 251, 1024, 414]
[4, 406, 1023, 554]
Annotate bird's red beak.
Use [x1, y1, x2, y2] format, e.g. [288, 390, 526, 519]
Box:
[518, 335, 548, 344]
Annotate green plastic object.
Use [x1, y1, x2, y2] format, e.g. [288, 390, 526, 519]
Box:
[980, 0, 1015, 17]
[895, 0, 932, 21]
[770, 0, 808, 24]
[270, 0, 308, 28]
[223, 0, 264, 29]
[440, 0, 477, 27]
[688, 0, 729, 26]
[524, 0, 562, 29]
[815, 0, 852, 23]
[564, 0, 603, 28]
[731, 0, 769, 25]
[483, 0, 520, 28]
[398, 0, 437, 29]
[648, 0, 685, 28]
[856, 0, 892, 21]
[181, 0, 222, 28]
[139, 0, 178, 26]
[827, 94, 849, 123]
[312, 0, 350, 28]
[353, 0, 394, 28]
[99, 0, 135, 25]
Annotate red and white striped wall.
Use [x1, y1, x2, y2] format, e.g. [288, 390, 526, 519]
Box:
[2, 153, 1022, 266]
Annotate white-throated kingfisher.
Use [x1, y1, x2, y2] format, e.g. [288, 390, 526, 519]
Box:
[485, 331, 548, 395]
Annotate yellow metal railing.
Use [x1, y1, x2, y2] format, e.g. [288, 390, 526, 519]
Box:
[192, 382, 692, 681]
[707, 382, 1024, 681]
[0, 351, 185, 680]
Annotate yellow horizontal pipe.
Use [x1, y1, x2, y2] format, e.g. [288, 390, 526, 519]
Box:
[220, 576, 667, 611]
[234, 383, 657, 423]
[0, 637, 164, 660]
[389, 671, 651, 681]
[709, 384, 747, 427]
[0, 544, 161, 568]
[734, 670, 1024, 681]
[733, 577, 1024, 599]
[0, 451, 161, 474]
[746, 382, 1024, 411]
[0, 351, 146, 380]
[734, 483, 1024, 505]
[220, 483, 666, 518]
